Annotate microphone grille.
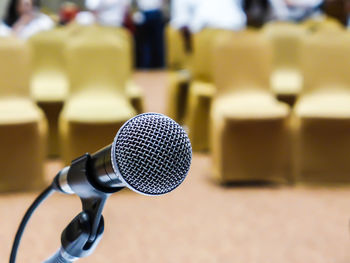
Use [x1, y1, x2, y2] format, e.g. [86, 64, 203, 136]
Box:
[113, 113, 192, 195]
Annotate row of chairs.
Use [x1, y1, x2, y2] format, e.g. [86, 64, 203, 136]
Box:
[166, 17, 344, 150]
[166, 18, 350, 184]
[0, 25, 144, 192]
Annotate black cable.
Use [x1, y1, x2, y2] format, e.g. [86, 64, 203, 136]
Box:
[9, 184, 56, 263]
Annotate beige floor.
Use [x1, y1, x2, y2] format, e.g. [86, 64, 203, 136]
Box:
[1, 71, 350, 263]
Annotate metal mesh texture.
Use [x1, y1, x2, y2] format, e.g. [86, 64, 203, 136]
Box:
[113, 113, 192, 195]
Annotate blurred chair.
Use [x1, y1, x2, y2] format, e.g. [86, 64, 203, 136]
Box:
[293, 31, 350, 184]
[99, 26, 145, 114]
[210, 31, 291, 184]
[263, 22, 307, 106]
[59, 30, 136, 164]
[185, 29, 234, 151]
[166, 25, 188, 70]
[302, 15, 344, 32]
[165, 25, 190, 123]
[0, 37, 47, 192]
[66, 24, 144, 114]
[29, 27, 68, 157]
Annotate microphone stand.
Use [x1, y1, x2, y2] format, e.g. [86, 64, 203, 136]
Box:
[43, 154, 123, 262]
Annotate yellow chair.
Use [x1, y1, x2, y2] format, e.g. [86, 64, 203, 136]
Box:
[28, 27, 68, 157]
[166, 25, 188, 70]
[263, 22, 307, 106]
[66, 24, 144, 114]
[293, 31, 350, 184]
[165, 25, 190, 123]
[302, 15, 344, 32]
[0, 37, 47, 192]
[185, 29, 234, 151]
[92, 26, 145, 114]
[115, 27, 144, 114]
[210, 31, 291, 184]
[59, 30, 136, 164]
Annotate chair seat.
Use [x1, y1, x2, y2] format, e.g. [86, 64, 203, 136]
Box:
[190, 81, 216, 97]
[295, 92, 350, 119]
[214, 92, 290, 120]
[62, 91, 135, 123]
[270, 69, 302, 95]
[0, 98, 44, 124]
[31, 72, 68, 102]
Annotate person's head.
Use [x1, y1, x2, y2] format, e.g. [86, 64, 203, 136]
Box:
[17, 0, 34, 15]
[4, 0, 39, 27]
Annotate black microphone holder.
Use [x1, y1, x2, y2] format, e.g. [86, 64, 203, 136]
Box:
[44, 153, 123, 262]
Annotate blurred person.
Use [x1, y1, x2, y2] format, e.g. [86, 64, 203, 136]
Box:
[0, 21, 11, 36]
[74, 10, 96, 25]
[269, 0, 324, 22]
[243, 0, 273, 27]
[188, 0, 247, 33]
[347, 0, 350, 27]
[133, 0, 165, 68]
[169, 0, 246, 52]
[322, 0, 347, 25]
[170, 0, 195, 29]
[76, 0, 131, 26]
[3, 0, 54, 39]
[169, 0, 196, 52]
[59, 1, 80, 25]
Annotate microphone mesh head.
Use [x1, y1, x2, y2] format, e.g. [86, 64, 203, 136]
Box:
[113, 113, 192, 195]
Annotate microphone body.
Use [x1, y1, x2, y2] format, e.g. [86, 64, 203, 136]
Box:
[57, 144, 124, 196]
[56, 112, 192, 197]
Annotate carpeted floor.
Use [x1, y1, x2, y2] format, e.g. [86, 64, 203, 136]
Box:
[1, 71, 350, 263]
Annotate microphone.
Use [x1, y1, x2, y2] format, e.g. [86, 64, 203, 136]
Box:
[10, 113, 192, 263]
[56, 112, 192, 196]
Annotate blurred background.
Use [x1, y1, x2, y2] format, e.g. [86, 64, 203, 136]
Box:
[1, 0, 350, 262]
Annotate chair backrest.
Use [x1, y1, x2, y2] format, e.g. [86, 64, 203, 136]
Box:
[165, 25, 187, 70]
[102, 26, 134, 79]
[69, 25, 133, 81]
[0, 37, 31, 97]
[301, 30, 350, 94]
[302, 16, 344, 33]
[28, 27, 67, 79]
[191, 28, 233, 82]
[65, 29, 128, 96]
[212, 30, 272, 96]
[263, 22, 307, 70]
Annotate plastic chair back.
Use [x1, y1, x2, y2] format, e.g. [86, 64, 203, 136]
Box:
[65, 29, 127, 96]
[166, 25, 187, 70]
[212, 30, 272, 95]
[301, 31, 350, 94]
[0, 37, 31, 98]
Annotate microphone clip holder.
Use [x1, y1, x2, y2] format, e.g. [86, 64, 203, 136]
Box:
[50, 153, 123, 261]
[59, 211, 104, 259]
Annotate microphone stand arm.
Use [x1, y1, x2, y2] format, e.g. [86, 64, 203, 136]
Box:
[44, 154, 123, 262]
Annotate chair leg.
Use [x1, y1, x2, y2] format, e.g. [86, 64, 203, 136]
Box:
[186, 91, 213, 152]
[37, 101, 64, 158]
[166, 72, 189, 124]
